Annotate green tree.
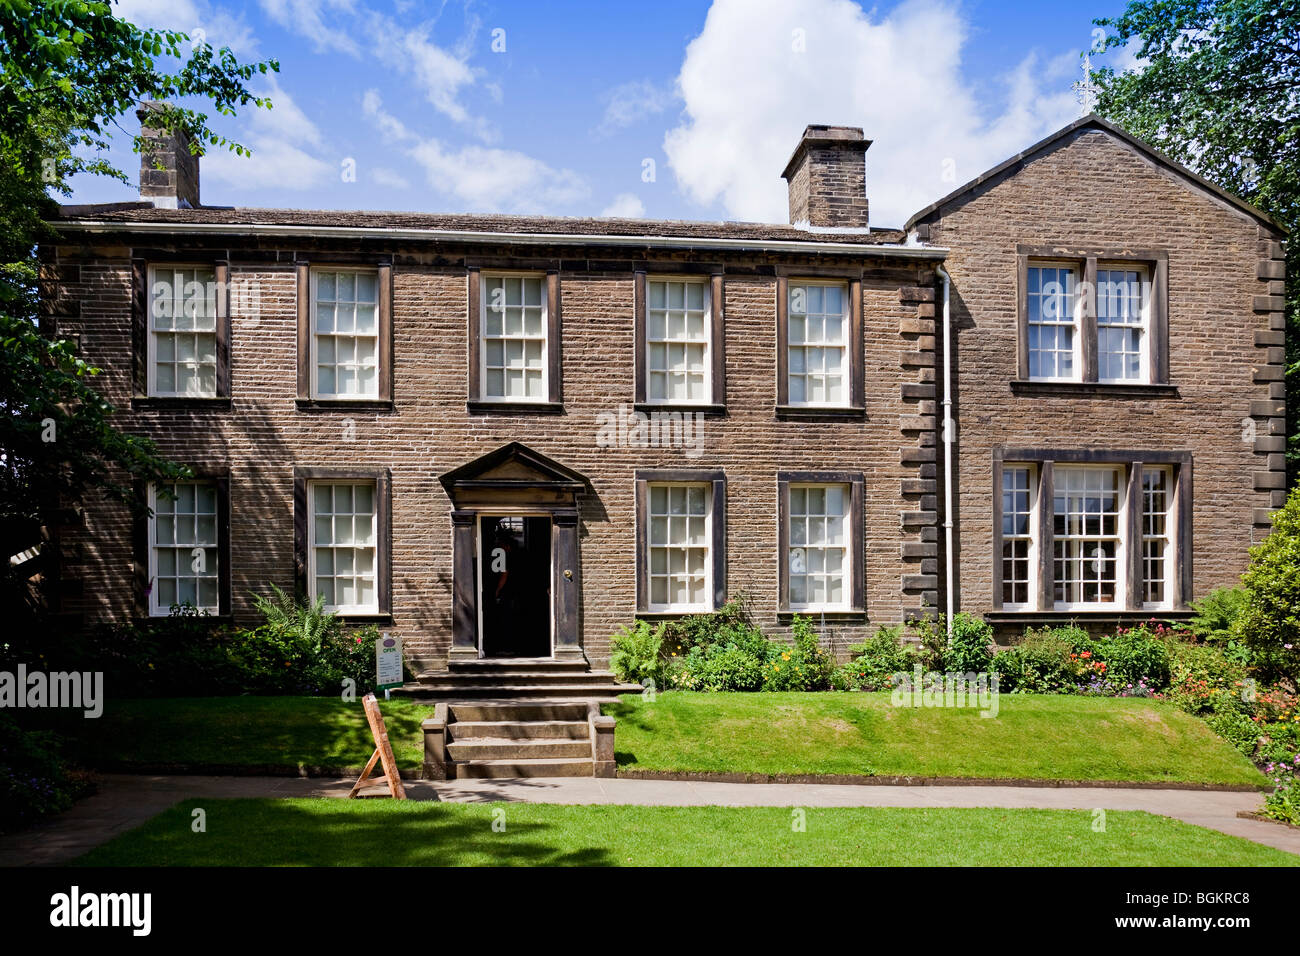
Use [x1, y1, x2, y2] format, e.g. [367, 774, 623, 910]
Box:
[0, 1, 277, 616]
[1089, 0, 1299, 487]
[1234, 485, 1300, 681]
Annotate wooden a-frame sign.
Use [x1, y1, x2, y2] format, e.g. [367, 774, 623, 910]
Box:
[348, 693, 407, 799]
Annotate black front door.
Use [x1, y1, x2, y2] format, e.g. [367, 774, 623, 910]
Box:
[479, 515, 552, 657]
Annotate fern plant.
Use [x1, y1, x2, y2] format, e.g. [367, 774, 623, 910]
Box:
[251, 584, 336, 651]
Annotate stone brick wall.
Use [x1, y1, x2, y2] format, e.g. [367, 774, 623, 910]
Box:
[40, 238, 939, 670]
[915, 128, 1287, 637]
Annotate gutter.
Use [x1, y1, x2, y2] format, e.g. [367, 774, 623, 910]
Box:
[51, 218, 949, 259]
[936, 264, 955, 642]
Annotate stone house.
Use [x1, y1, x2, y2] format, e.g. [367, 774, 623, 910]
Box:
[39, 111, 1287, 681]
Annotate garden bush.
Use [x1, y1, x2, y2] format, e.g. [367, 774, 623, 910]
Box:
[0, 714, 92, 833]
[1234, 486, 1300, 684]
[1188, 586, 1250, 644]
[1090, 623, 1171, 691]
[832, 625, 911, 691]
[613, 597, 835, 693]
[608, 619, 666, 687]
[943, 613, 994, 674]
[70, 588, 379, 697]
[991, 627, 1078, 693]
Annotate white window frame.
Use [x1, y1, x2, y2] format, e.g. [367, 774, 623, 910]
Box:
[1095, 263, 1152, 385]
[785, 482, 851, 612]
[479, 272, 549, 403]
[306, 479, 379, 615]
[1051, 464, 1126, 611]
[1026, 260, 1083, 383]
[147, 480, 220, 616]
[1140, 465, 1174, 610]
[309, 266, 381, 400]
[786, 279, 850, 408]
[1000, 464, 1037, 611]
[645, 481, 713, 613]
[645, 276, 711, 405]
[146, 264, 218, 398]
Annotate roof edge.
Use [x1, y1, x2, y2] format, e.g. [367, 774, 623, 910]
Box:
[903, 114, 1284, 234]
[49, 217, 949, 259]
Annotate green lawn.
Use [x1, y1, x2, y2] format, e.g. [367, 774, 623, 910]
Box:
[605, 692, 1266, 786]
[35, 697, 436, 771]
[33, 691, 1265, 786]
[74, 799, 1297, 866]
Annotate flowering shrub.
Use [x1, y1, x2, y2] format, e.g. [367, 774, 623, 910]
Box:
[832, 625, 911, 691]
[1262, 753, 1300, 826]
[0, 714, 93, 833]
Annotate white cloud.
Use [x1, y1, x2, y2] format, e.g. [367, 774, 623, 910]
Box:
[664, 0, 1082, 227]
[600, 193, 646, 218]
[258, 0, 359, 55]
[113, 0, 261, 56]
[203, 77, 333, 191]
[367, 14, 489, 138]
[362, 92, 587, 213]
[595, 80, 675, 137]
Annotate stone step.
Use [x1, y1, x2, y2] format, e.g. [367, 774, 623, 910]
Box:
[448, 719, 589, 740]
[400, 683, 642, 701]
[417, 671, 626, 687]
[446, 738, 593, 760]
[450, 757, 595, 779]
[449, 701, 591, 722]
[447, 658, 591, 672]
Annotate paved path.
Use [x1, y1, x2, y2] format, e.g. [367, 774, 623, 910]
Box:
[2, 773, 1296, 866]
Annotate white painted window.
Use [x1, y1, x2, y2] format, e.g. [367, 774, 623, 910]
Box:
[788, 281, 847, 406]
[1052, 466, 1123, 608]
[646, 483, 711, 611]
[149, 481, 219, 615]
[148, 266, 217, 396]
[647, 278, 709, 403]
[482, 274, 546, 401]
[1026, 263, 1080, 381]
[312, 269, 379, 398]
[309, 481, 377, 613]
[1001, 465, 1036, 608]
[1141, 466, 1173, 608]
[1096, 265, 1151, 383]
[787, 484, 849, 610]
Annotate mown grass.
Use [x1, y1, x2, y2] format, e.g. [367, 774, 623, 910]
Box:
[28, 691, 1266, 785]
[73, 799, 1297, 867]
[604, 691, 1266, 785]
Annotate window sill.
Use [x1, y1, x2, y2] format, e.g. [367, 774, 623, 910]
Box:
[633, 402, 727, 418]
[296, 398, 394, 412]
[333, 612, 393, 624]
[984, 608, 1192, 626]
[1009, 380, 1180, 399]
[777, 610, 866, 623]
[635, 609, 713, 620]
[131, 396, 232, 410]
[135, 613, 233, 625]
[775, 405, 866, 421]
[467, 400, 565, 416]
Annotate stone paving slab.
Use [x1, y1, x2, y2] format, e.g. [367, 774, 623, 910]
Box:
[1, 773, 1295, 866]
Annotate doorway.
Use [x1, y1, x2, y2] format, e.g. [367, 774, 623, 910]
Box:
[478, 515, 552, 658]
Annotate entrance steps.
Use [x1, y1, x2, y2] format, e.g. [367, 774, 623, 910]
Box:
[400, 658, 644, 702]
[423, 701, 617, 779]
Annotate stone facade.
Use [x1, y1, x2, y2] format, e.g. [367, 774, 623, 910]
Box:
[907, 120, 1287, 639]
[39, 115, 1287, 667]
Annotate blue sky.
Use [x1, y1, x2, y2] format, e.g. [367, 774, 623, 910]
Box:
[70, 0, 1136, 228]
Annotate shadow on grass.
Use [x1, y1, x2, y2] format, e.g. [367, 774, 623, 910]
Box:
[75, 799, 615, 867]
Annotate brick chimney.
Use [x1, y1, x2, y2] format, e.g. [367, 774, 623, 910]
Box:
[136, 101, 200, 208]
[781, 125, 871, 228]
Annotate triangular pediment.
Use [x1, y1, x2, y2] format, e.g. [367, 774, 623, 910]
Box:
[439, 442, 588, 493]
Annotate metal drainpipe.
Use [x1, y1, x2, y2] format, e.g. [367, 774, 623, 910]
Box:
[936, 265, 955, 643]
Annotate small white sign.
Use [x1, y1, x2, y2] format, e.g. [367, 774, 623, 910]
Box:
[376, 632, 403, 690]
